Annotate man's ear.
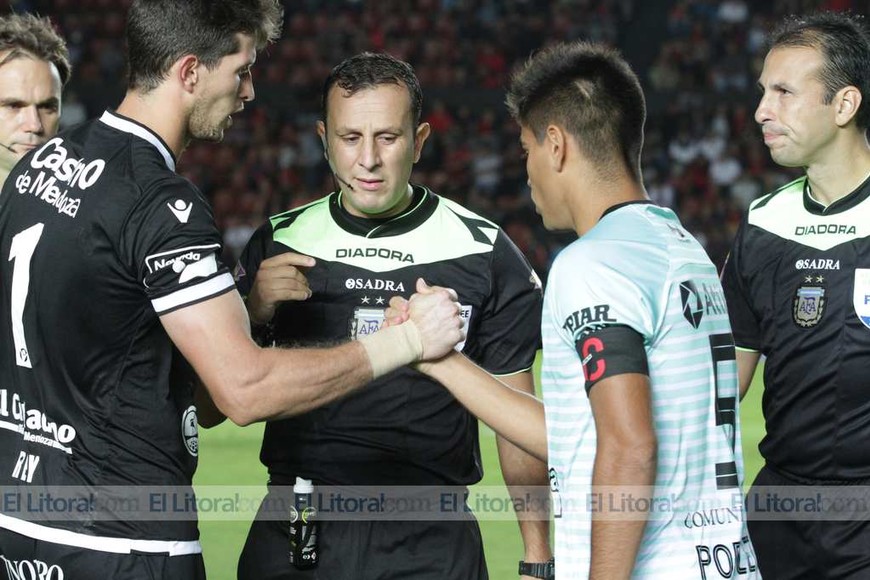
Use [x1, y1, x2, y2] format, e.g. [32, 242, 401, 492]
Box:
[546, 124, 567, 171]
[833, 85, 862, 128]
[316, 120, 329, 160]
[413, 122, 431, 163]
[177, 55, 200, 94]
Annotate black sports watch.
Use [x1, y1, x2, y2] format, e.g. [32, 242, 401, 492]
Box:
[518, 558, 555, 579]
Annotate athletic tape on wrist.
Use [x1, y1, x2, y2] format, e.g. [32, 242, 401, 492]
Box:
[359, 322, 424, 379]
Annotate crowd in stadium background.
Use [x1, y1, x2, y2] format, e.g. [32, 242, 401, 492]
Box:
[14, 0, 868, 277]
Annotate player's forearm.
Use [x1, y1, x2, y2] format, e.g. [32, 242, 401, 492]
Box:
[214, 340, 375, 425]
[736, 348, 761, 401]
[588, 444, 656, 580]
[495, 373, 552, 561]
[163, 291, 380, 426]
[499, 437, 552, 561]
[421, 353, 547, 461]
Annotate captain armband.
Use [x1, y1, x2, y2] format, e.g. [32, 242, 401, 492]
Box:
[574, 325, 648, 394]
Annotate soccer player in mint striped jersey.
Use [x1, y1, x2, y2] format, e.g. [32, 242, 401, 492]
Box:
[540, 205, 757, 578]
[413, 41, 759, 579]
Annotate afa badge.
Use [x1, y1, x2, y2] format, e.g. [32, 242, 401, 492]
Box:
[852, 269, 870, 330]
[793, 276, 826, 328]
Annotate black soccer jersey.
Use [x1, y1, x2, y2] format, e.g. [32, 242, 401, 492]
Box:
[0, 111, 235, 550]
[722, 175, 870, 481]
[234, 186, 542, 486]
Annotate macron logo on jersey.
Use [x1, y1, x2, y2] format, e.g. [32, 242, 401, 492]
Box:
[168, 199, 193, 223]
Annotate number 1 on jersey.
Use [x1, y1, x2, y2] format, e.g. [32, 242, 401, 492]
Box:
[9, 223, 44, 368]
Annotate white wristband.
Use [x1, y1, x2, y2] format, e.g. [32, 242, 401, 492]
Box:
[358, 322, 424, 379]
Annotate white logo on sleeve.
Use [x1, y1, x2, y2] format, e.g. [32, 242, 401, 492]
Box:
[168, 199, 193, 223]
[145, 245, 221, 288]
[178, 254, 218, 283]
[182, 406, 198, 457]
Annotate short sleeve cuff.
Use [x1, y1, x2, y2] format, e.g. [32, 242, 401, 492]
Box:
[152, 272, 235, 315]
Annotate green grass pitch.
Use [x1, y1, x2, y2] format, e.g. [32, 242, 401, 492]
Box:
[194, 363, 766, 579]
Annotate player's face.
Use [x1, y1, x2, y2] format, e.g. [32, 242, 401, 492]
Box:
[0, 53, 62, 178]
[317, 83, 430, 219]
[189, 34, 256, 143]
[755, 46, 839, 169]
[520, 125, 567, 230]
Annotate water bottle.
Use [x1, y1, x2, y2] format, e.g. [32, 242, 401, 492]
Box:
[289, 477, 318, 569]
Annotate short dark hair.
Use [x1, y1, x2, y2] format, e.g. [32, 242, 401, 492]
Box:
[321, 52, 423, 128]
[126, 0, 283, 92]
[769, 11, 870, 130]
[506, 41, 646, 179]
[0, 13, 71, 86]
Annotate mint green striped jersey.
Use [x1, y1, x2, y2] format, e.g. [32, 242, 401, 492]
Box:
[541, 203, 759, 579]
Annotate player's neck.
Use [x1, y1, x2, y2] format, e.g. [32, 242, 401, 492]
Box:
[116, 90, 187, 160]
[569, 169, 648, 236]
[806, 137, 870, 207]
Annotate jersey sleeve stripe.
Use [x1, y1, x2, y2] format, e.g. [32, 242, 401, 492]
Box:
[735, 345, 760, 353]
[491, 365, 534, 378]
[151, 272, 235, 314]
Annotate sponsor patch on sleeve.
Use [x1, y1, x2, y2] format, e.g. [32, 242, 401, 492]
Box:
[144, 244, 221, 289]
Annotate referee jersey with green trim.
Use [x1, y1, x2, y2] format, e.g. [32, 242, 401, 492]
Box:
[234, 185, 542, 486]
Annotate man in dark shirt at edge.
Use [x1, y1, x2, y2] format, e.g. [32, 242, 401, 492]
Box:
[721, 11, 870, 580]
[0, 3, 463, 579]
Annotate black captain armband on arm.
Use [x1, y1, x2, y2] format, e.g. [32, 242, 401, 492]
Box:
[574, 325, 648, 394]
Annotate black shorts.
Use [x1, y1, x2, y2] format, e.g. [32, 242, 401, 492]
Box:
[0, 526, 205, 580]
[237, 487, 488, 580]
[746, 464, 870, 580]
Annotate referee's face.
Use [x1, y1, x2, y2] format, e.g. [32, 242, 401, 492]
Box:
[318, 83, 430, 219]
[755, 46, 840, 169]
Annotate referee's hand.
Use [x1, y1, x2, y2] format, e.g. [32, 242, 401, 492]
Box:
[408, 278, 464, 360]
[246, 252, 315, 326]
[383, 295, 410, 327]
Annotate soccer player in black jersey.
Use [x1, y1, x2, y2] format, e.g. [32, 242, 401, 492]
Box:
[721, 12, 870, 579]
[233, 53, 551, 580]
[0, 3, 463, 579]
[0, 13, 70, 188]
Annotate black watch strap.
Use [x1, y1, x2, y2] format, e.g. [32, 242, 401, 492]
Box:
[518, 558, 555, 579]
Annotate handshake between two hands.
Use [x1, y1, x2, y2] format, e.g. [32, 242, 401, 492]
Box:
[382, 277, 466, 363]
[245, 252, 464, 366]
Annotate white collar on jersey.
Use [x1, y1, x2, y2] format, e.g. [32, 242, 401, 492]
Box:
[98, 110, 176, 173]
